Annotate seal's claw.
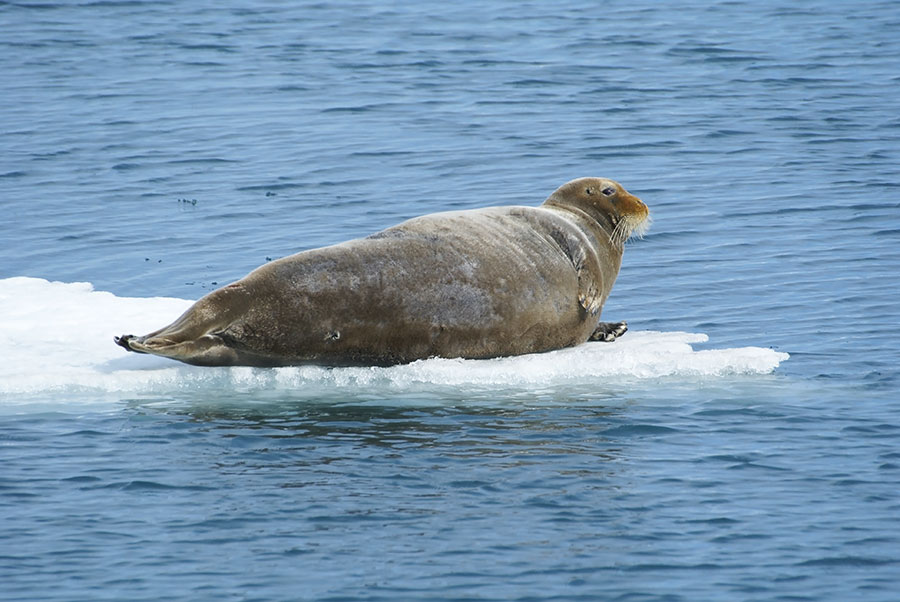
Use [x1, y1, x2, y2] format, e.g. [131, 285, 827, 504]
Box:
[589, 321, 627, 342]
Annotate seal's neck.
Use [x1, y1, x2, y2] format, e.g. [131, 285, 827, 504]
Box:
[542, 199, 621, 247]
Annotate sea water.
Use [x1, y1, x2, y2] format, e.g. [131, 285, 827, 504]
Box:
[2, 1, 899, 600]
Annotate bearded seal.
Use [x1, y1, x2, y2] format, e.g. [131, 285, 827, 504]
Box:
[115, 177, 650, 366]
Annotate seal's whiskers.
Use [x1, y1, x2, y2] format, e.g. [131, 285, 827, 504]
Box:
[627, 213, 652, 240]
[609, 219, 629, 246]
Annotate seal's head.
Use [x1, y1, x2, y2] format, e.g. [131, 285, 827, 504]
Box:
[544, 177, 650, 245]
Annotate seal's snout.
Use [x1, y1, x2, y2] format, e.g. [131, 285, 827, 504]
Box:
[619, 190, 650, 220]
[616, 187, 651, 240]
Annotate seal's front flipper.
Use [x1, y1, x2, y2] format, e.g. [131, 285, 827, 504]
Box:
[547, 226, 604, 316]
[590, 321, 627, 342]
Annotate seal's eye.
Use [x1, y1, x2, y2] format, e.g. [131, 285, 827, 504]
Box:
[601, 186, 616, 197]
[585, 187, 594, 195]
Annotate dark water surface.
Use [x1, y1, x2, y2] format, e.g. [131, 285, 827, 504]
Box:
[2, 1, 900, 600]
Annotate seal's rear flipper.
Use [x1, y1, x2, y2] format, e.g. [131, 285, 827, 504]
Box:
[114, 329, 244, 366]
[590, 321, 627, 342]
[114, 334, 142, 353]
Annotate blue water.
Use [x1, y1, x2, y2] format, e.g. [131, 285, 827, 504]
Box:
[2, 1, 900, 600]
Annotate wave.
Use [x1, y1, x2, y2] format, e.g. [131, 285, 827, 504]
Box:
[0, 277, 788, 406]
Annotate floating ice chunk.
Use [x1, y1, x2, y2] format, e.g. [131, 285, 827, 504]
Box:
[0, 277, 788, 406]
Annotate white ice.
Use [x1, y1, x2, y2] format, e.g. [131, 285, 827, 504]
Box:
[0, 277, 789, 406]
